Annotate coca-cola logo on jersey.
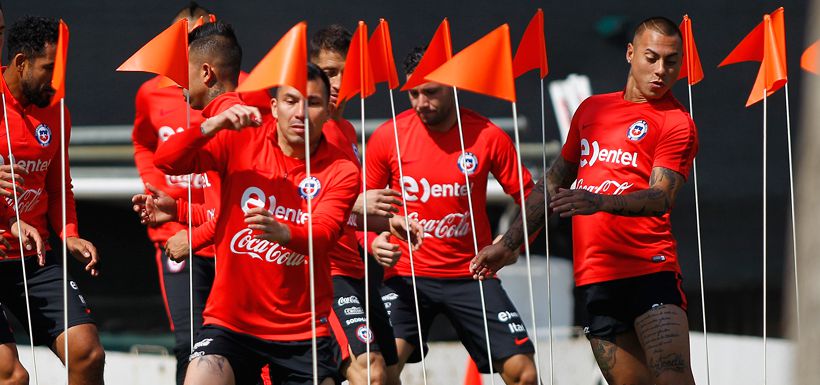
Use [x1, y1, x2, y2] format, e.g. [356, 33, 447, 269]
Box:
[158, 126, 185, 143]
[579, 138, 639, 168]
[240, 186, 309, 225]
[571, 178, 634, 195]
[408, 211, 471, 239]
[401, 176, 473, 204]
[4, 187, 43, 214]
[165, 173, 211, 189]
[229, 228, 306, 265]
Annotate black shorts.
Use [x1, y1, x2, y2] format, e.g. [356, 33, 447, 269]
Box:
[381, 276, 534, 373]
[191, 325, 341, 385]
[331, 275, 398, 365]
[0, 254, 95, 346]
[576, 271, 687, 340]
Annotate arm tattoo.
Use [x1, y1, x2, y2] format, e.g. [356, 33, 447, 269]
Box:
[500, 157, 578, 251]
[605, 167, 683, 217]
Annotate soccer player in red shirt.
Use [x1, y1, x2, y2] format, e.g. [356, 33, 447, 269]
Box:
[0, 16, 105, 385]
[156, 55, 359, 382]
[364, 47, 538, 385]
[472, 17, 698, 385]
[128, 4, 219, 384]
[309, 24, 406, 385]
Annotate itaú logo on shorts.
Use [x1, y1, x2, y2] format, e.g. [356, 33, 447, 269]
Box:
[241, 186, 309, 225]
[579, 138, 638, 168]
[229, 228, 307, 266]
[401, 176, 472, 203]
[408, 211, 470, 239]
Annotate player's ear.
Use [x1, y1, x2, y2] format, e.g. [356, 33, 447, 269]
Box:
[202, 63, 216, 87]
[270, 98, 278, 120]
[626, 43, 634, 64]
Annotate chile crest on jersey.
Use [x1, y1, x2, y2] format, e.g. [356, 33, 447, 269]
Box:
[298, 176, 322, 199]
[457, 152, 478, 175]
[35, 124, 52, 147]
[626, 120, 649, 142]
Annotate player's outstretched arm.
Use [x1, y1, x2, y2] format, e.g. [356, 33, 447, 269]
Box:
[550, 166, 684, 218]
[470, 156, 578, 279]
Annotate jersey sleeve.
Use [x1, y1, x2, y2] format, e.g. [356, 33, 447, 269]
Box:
[154, 125, 229, 176]
[489, 127, 534, 204]
[652, 114, 698, 181]
[285, 162, 361, 255]
[46, 109, 79, 239]
[560, 100, 587, 164]
[191, 218, 216, 252]
[364, 124, 393, 190]
[131, 85, 168, 192]
[175, 199, 210, 226]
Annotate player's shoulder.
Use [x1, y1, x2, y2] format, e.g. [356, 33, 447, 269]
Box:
[372, 110, 414, 138]
[657, 94, 695, 131]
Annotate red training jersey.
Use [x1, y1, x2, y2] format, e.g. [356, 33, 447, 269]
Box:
[323, 118, 364, 279]
[154, 119, 360, 341]
[560, 91, 698, 286]
[0, 70, 79, 258]
[366, 108, 534, 279]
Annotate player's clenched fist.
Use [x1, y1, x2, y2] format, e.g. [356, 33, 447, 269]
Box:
[200, 104, 262, 137]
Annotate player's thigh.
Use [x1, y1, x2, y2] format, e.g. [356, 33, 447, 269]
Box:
[633, 304, 695, 385]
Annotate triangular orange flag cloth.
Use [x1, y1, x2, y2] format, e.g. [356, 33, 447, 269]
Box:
[50, 19, 69, 106]
[236, 22, 307, 96]
[426, 24, 516, 103]
[463, 358, 483, 385]
[401, 18, 453, 91]
[719, 8, 787, 106]
[513, 8, 548, 79]
[802, 39, 818, 74]
[369, 19, 400, 89]
[117, 18, 189, 89]
[337, 21, 376, 102]
[678, 15, 704, 85]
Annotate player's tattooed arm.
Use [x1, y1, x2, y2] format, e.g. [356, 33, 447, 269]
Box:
[470, 157, 578, 279]
[550, 166, 684, 217]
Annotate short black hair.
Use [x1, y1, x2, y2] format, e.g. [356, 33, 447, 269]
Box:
[269, 63, 331, 104]
[188, 21, 241, 82]
[309, 24, 352, 60]
[7, 16, 59, 60]
[403, 46, 425, 76]
[176, 1, 211, 19]
[632, 16, 682, 42]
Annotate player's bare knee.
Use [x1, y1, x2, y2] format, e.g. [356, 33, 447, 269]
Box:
[72, 342, 106, 374]
[2, 364, 29, 385]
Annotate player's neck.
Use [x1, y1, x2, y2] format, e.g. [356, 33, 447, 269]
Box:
[330, 102, 346, 120]
[276, 131, 321, 160]
[623, 76, 648, 104]
[202, 81, 238, 107]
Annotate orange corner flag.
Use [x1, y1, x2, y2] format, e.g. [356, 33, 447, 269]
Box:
[369, 19, 400, 89]
[719, 8, 787, 106]
[513, 9, 548, 79]
[801, 40, 818, 74]
[50, 19, 69, 106]
[401, 18, 453, 91]
[236, 22, 307, 96]
[117, 18, 189, 89]
[678, 15, 704, 85]
[426, 24, 516, 103]
[337, 21, 376, 102]
[463, 358, 483, 385]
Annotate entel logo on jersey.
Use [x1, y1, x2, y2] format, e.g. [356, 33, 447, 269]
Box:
[401, 176, 473, 203]
[627, 120, 649, 141]
[579, 138, 639, 168]
[0, 155, 50, 174]
[158, 126, 185, 143]
[298, 177, 321, 200]
[457, 152, 478, 175]
[35, 124, 51, 147]
[241, 186, 309, 225]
